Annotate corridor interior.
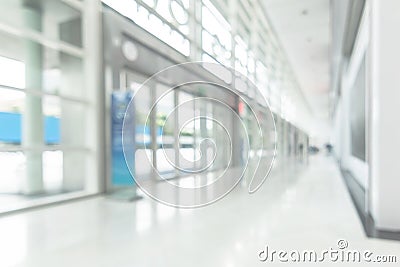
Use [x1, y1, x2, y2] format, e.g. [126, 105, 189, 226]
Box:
[1, 0, 400, 266]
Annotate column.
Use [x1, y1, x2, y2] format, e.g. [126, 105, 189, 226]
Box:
[59, 16, 85, 191]
[22, 1, 44, 195]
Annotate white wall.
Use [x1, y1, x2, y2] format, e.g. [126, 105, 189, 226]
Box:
[368, 0, 400, 231]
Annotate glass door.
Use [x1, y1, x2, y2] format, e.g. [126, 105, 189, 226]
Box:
[155, 83, 176, 178]
[125, 71, 154, 181]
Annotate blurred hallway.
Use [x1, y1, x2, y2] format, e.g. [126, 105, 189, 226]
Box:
[2, 0, 400, 266]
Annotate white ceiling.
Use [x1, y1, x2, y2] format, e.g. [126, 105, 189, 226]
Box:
[264, 0, 331, 122]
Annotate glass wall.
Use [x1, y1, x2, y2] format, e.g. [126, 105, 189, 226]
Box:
[350, 56, 366, 161]
[102, 0, 310, 195]
[0, 0, 98, 212]
[120, 71, 235, 182]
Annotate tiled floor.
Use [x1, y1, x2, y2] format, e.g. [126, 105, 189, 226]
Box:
[1, 155, 399, 267]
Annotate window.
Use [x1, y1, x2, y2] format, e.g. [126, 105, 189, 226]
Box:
[102, 0, 303, 119]
[0, 0, 96, 212]
[201, 0, 232, 66]
[103, 0, 191, 56]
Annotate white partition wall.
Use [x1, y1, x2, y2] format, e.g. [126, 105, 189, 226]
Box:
[333, 0, 400, 232]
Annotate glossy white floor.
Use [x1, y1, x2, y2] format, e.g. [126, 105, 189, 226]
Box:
[1, 155, 400, 267]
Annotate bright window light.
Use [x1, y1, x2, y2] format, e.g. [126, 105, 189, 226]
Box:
[102, 0, 190, 56]
[202, 0, 232, 66]
[0, 56, 25, 89]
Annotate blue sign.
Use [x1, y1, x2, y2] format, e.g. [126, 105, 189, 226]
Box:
[111, 91, 135, 186]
